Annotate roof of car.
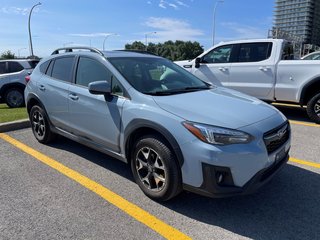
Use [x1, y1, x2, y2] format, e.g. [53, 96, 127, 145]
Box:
[50, 47, 160, 59]
[103, 50, 160, 58]
[0, 59, 39, 62]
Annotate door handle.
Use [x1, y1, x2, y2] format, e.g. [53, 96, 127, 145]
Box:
[39, 85, 45, 91]
[259, 66, 269, 72]
[69, 93, 79, 101]
[218, 67, 228, 72]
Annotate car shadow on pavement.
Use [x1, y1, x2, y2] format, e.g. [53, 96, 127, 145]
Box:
[164, 164, 320, 240]
[48, 137, 134, 182]
[273, 104, 311, 122]
[48, 137, 319, 239]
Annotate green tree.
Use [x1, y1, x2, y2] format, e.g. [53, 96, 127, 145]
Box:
[125, 41, 146, 51]
[1, 50, 15, 59]
[124, 40, 204, 61]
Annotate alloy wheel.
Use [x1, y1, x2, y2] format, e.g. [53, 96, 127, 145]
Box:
[32, 110, 46, 139]
[135, 147, 166, 192]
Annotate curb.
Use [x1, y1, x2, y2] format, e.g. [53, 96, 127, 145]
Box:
[0, 119, 30, 133]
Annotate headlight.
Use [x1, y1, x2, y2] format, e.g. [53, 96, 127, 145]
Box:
[182, 121, 252, 145]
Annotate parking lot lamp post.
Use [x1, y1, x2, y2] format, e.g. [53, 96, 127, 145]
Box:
[145, 32, 157, 51]
[103, 33, 118, 51]
[28, 2, 41, 58]
[212, 0, 224, 46]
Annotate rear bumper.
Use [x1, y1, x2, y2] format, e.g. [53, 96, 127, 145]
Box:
[183, 152, 289, 198]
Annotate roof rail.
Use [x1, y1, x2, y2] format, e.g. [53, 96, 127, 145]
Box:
[116, 49, 159, 56]
[51, 46, 104, 56]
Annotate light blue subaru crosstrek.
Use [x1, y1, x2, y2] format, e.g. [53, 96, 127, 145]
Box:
[25, 47, 291, 201]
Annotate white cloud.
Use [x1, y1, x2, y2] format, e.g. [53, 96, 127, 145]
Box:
[175, 1, 189, 7]
[168, 3, 178, 9]
[144, 17, 203, 42]
[69, 33, 114, 38]
[1, 7, 29, 15]
[158, 0, 189, 10]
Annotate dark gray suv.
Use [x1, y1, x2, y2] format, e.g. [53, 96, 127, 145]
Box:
[0, 59, 39, 107]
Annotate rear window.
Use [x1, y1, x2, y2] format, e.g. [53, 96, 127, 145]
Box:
[28, 60, 39, 69]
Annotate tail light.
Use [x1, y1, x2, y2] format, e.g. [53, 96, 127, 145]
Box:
[25, 75, 31, 83]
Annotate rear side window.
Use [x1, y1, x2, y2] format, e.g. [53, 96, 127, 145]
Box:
[0, 62, 7, 74]
[237, 42, 272, 62]
[51, 57, 75, 82]
[8, 62, 24, 73]
[39, 60, 51, 74]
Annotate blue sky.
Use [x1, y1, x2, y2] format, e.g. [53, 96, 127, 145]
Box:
[0, 0, 274, 57]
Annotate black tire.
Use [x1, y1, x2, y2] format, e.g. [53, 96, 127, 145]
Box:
[306, 93, 320, 124]
[5, 88, 25, 108]
[30, 105, 56, 143]
[131, 135, 182, 201]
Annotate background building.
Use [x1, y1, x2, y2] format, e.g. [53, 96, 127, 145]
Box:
[273, 0, 320, 49]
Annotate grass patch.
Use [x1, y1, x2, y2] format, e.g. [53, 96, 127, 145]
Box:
[0, 104, 28, 123]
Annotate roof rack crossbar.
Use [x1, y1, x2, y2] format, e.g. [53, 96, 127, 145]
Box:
[51, 46, 104, 56]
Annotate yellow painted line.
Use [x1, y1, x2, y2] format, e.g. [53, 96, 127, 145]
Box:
[272, 103, 304, 108]
[289, 120, 320, 128]
[0, 133, 191, 240]
[290, 157, 320, 169]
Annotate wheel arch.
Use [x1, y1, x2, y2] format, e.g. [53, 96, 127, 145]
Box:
[300, 77, 320, 105]
[124, 119, 184, 167]
[0, 83, 25, 97]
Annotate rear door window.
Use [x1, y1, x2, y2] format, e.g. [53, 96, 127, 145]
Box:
[8, 62, 24, 73]
[51, 57, 75, 82]
[0, 62, 7, 74]
[237, 42, 272, 62]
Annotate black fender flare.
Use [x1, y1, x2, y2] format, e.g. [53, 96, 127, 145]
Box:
[124, 119, 184, 167]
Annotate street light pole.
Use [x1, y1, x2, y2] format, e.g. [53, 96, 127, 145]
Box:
[103, 33, 118, 51]
[212, 0, 224, 46]
[28, 2, 41, 58]
[145, 32, 156, 51]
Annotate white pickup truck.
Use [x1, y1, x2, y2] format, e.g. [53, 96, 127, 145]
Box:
[175, 39, 320, 123]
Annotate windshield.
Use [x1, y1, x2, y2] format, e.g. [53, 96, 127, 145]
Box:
[108, 57, 211, 95]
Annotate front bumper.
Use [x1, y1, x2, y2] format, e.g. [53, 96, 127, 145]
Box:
[183, 151, 289, 198]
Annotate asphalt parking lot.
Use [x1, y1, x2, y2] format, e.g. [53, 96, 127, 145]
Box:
[0, 104, 319, 240]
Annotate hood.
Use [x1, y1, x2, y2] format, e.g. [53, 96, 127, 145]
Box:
[153, 87, 279, 129]
[174, 60, 194, 72]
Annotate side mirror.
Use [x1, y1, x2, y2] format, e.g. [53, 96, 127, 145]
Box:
[88, 81, 111, 95]
[195, 57, 201, 68]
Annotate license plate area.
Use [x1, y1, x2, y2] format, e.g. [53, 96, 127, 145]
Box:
[275, 147, 286, 163]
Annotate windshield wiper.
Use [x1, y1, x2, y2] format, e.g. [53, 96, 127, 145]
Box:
[145, 85, 212, 96]
[184, 86, 212, 90]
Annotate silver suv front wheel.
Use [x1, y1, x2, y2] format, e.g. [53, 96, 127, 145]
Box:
[131, 135, 182, 201]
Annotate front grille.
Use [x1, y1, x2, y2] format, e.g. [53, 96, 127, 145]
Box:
[263, 122, 290, 154]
